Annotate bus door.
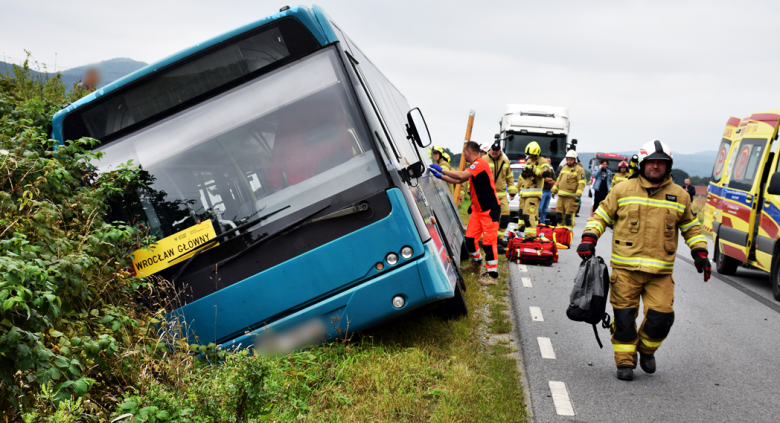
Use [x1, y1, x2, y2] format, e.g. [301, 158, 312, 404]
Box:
[340, 35, 463, 285]
[705, 117, 741, 234]
[718, 113, 780, 268]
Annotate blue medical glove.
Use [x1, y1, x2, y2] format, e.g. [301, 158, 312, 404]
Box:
[429, 164, 443, 173]
[428, 168, 442, 179]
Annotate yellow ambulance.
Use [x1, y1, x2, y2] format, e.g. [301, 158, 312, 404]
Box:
[704, 117, 743, 234]
[706, 109, 780, 300]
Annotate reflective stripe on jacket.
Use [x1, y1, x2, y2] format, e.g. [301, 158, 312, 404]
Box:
[611, 171, 630, 190]
[583, 174, 707, 274]
[520, 156, 550, 198]
[552, 164, 586, 197]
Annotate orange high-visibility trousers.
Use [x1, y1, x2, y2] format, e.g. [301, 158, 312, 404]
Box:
[465, 207, 500, 274]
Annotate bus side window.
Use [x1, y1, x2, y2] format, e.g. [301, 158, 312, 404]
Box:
[345, 38, 421, 168]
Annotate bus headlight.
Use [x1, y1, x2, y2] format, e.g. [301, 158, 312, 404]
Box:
[400, 246, 413, 259]
[386, 253, 399, 266]
[392, 295, 405, 309]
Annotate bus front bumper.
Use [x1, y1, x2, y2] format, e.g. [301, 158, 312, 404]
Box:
[220, 239, 454, 352]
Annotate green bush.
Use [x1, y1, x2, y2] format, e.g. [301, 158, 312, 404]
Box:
[0, 92, 150, 411]
[1, 55, 280, 422]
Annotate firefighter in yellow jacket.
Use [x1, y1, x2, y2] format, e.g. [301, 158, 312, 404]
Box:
[484, 142, 517, 244]
[576, 140, 711, 381]
[551, 150, 585, 231]
[611, 160, 630, 191]
[518, 141, 551, 238]
[430, 146, 452, 171]
[431, 146, 454, 195]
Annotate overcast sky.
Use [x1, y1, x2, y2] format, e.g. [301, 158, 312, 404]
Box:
[3, 0, 779, 154]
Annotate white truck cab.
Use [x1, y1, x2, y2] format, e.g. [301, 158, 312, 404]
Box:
[499, 104, 571, 170]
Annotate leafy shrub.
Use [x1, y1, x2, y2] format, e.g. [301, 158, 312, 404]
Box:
[1, 56, 277, 422]
[0, 92, 150, 412]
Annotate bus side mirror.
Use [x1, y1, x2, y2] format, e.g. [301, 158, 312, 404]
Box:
[768, 172, 780, 195]
[406, 108, 432, 148]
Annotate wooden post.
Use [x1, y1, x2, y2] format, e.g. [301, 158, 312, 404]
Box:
[453, 110, 475, 206]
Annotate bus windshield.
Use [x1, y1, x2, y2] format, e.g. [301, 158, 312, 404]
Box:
[96, 48, 379, 240]
[505, 132, 567, 162]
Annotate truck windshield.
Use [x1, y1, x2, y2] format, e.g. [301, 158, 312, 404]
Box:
[602, 158, 626, 173]
[95, 48, 379, 239]
[505, 132, 567, 162]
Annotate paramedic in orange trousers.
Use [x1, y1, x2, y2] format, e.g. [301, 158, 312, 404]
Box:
[429, 141, 501, 286]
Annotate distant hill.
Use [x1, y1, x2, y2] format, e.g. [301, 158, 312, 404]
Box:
[577, 150, 716, 178]
[1, 57, 148, 91]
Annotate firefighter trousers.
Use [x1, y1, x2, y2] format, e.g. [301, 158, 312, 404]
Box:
[555, 196, 578, 230]
[609, 268, 675, 367]
[498, 194, 510, 238]
[465, 207, 500, 275]
[518, 197, 540, 237]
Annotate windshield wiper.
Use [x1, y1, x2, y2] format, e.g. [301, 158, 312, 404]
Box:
[170, 205, 290, 283]
[214, 204, 330, 269]
[309, 203, 368, 223]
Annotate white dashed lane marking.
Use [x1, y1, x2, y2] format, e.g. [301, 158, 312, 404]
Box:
[537, 337, 556, 359]
[549, 381, 575, 416]
[517, 264, 527, 272]
[530, 306, 544, 321]
[522, 277, 533, 287]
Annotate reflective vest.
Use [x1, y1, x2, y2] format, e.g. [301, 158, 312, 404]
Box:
[552, 163, 585, 197]
[519, 156, 550, 198]
[611, 171, 630, 190]
[484, 153, 517, 197]
[584, 174, 707, 274]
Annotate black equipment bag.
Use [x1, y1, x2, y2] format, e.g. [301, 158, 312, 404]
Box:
[566, 255, 611, 348]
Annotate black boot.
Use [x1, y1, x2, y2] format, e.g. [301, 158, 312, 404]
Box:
[497, 237, 508, 247]
[639, 351, 656, 374]
[616, 365, 634, 381]
[497, 245, 506, 255]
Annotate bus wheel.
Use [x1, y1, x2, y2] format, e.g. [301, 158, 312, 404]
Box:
[437, 285, 468, 319]
[771, 253, 780, 301]
[714, 237, 738, 276]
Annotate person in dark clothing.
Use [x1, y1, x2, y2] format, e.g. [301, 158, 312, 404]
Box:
[591, 159, 612, 217]
[683, 178, 696, 202]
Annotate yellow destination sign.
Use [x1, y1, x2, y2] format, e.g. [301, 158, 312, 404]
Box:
[131, 220, 218, 277]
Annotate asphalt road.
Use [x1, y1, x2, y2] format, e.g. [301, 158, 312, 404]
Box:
[508, 196, 780, 422]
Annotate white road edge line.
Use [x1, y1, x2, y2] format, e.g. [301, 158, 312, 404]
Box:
[537, 337, 556, 359]
[530, 306, 544, 322]
[522, 277, 533, 287]
[549, 381, 575, 416]
[517, 264, 527, 272]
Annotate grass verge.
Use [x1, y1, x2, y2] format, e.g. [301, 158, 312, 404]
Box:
[256, 203, 526, 422]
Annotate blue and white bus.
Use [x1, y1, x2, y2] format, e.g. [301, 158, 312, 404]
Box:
[52, 5, 467, 350]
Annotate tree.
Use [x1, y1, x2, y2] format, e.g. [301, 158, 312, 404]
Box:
[671, 168, 690, 186]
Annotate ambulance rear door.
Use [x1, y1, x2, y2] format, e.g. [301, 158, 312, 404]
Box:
[718, 112, 780, 268]
[752, 110, 780, 272]
[705, 117, 741, 234]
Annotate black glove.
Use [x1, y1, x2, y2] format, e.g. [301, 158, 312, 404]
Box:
[542, 170, 553, 178]
[467, 204, 472, 214]
[692, 248, 711, 282]
[576, 234, 598, 261]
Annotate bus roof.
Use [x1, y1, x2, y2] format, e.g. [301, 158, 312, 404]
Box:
[51, 5, 339, 141]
